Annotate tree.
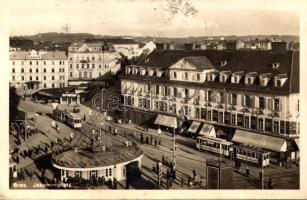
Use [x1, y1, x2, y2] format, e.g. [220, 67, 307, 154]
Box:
[9, 86, 21, 124]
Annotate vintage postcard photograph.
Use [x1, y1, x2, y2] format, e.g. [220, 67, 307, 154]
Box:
[1, 0, 307, 199]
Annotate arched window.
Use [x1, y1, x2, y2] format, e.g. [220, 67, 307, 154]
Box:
[84, 71, 87, 78]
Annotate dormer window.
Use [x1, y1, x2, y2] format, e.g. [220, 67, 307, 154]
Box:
[206, 71, 218, 82]
[126, 67, 131, 74]
[231, 71, 244, 84]
[272, 62, 280, 69]
[259, 73, 272, 86]
[245, 72, 257, 85]
[274, 74, 288, 87]
[148, 68, 154, 76]
[219, 71, 231, 83]
[220, 60, 227, 66]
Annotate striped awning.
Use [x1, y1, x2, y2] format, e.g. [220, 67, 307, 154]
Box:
[199, 123, 216, 137]
[232, 130, 287, 152]
[188, 121, 202, 133]
[154, 115, 177, 128]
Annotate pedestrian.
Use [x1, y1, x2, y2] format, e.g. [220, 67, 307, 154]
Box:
[162, 155, 165, 165]
[268, 177, 274, 189]
[188, 176, 192, 188]
[152, 164, 156, 173]
[181, 177, 184, 187]
[193, 169, 196, 180]
[246, 167, 250, 178]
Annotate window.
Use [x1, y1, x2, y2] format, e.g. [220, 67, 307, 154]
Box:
[274, 98, 280, 111]
[218, 111, 224, 123]
[21, 68, 24, 73]
[273, 121, 279, 133]
[105, 169, 108, 177]
[231, 113, 236, 125]
[92, 64, 95, 68]
[79, 72, 82, 78]
[275, 79, 282, 87]
[259, 97, 265, 109]
[87, 64, 90, 68]
[244, 95, 250, 107]
[12, 76, 15, 81]
[21, 76, 24, 81]
[155, 85, 159, 95]
[29, 76, 32, 81]
[230, 94, 237, 105]
[184, 72, 188, 80]
[84, 71, 87, 78]
[197, 73, 200, 81]
[52, 76, 54, 80]
[70, 64, 72, 69]
[12, 61, 15, 65]
[30, 61, 32, 65]
[36, 61, 38, 65]
[99, 65, 101, 69]
[244, 116, 250, 128]
[90, 170, 97, 178]
[174, 88, 177, 97]
[52, 61, 54, 65]
[207, 109, 212, 120]
[109, 168, 112, 176]
[82, 64, 84, 68]
[43, 68, 46, 73]
[52, 68, 55, 73]
[89, 72, 92, 78]
[184, 89, 189, 98]
[29, 69, 32, 73]
[21, 61, 24, 65]
[43, 61, 46, 65]
[36, 68, 38, 73]
[52, 83, 55, 88]
[36, 76, 38, 80]
[43, 76, 46, 80]
[43, 83, 46, 88]
[12, 68, 15, 73]
[173, 72, 177, 78]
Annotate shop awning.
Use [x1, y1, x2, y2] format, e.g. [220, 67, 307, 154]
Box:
[188, 121, 202, 133]
[232, 130, 287, 152]
[294, 138, 299, 150]
[199, 123, 216, 138]
[154, 115, 177, 128]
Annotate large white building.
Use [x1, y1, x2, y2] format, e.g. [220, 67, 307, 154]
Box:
[10, 50, 68, 89]
[68, 42, 121, 85]
[120, 42, 299, 162]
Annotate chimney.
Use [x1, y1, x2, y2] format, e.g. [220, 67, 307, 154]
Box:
[271, 42, 288, 53]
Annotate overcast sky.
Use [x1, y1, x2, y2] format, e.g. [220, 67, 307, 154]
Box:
[9, 0, 300, 37]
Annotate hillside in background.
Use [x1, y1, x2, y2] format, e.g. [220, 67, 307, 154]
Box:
[11, 32, 299, 44]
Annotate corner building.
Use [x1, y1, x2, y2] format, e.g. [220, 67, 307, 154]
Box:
[120, 43, 299, 162]
[10, 50, 68, 89]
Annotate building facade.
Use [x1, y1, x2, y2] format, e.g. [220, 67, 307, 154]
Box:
[120, 45, 299, 161]
[10, 50, 68, 89]
[68, 43, 121, 82]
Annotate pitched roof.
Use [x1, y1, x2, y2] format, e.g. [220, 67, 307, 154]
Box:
[41, 51, 67, 60]
[10, 51, 67, 60]
[126, 49, 299, 94]
[184, 56, 214, 70]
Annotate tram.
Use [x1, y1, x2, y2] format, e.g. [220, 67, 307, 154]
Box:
[196, 136, 233, 156]
[196, 136, 271, 167]
[53, 109, 82, 129]
[234, 144, 270, 167]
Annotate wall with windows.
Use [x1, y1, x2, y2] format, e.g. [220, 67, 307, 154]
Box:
[121, 78, 300, 136]
[10, 57, 68, 89]
[68, 51, 120, 80]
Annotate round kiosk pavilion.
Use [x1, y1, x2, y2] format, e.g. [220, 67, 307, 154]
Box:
[51, 144, 143, 183]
